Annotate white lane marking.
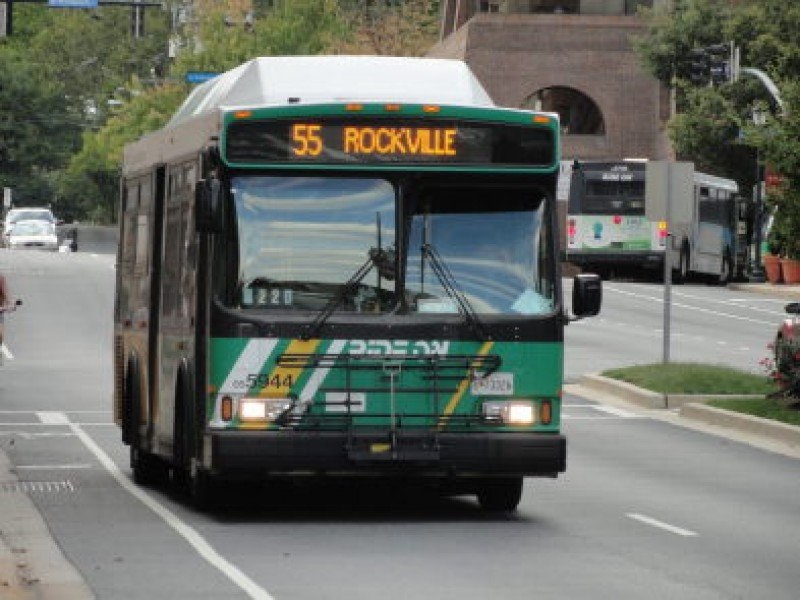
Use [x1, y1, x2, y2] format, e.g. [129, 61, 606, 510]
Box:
[604, 286, 777, 326]
[62, 414, 274, 600]
[15, 464, 93, 470]
[592, 405, 638, 418]
[0, 411, 110, 414]
[0, 432, 75, 438]
[606, 283, 787, 316]
[627, 513, 698, 537]
[1, 343, 13, 360]
[37, 412, 71, 425]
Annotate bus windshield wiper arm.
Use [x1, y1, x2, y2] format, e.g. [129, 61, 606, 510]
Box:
[421, 243, 488, 341]
[302, 247, 391, 340]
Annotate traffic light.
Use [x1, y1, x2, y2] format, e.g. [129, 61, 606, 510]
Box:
[688, 48, 709, 86]
[707, 43, 731, 85]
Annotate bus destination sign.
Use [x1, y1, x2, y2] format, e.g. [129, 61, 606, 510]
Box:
[225, 118, 554, 167]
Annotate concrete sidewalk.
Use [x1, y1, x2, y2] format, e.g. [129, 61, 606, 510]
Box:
[728, 281, 800, 299]
[566, 375, 800, 460]
[0, 451, 93, 599]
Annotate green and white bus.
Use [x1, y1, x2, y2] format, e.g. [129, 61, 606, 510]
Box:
[113, 56, 601, 511]
[565, 159, 747, 282]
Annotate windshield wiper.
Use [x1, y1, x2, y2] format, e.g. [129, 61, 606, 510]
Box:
[421, 243, 488, 341]
[302, 247, 393, 340]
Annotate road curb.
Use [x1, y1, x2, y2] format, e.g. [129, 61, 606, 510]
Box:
[680, 403, 800, 448]
[577, 374, 763, 409]
[570, 374, 800, 452]
[728, 282, 800, 300]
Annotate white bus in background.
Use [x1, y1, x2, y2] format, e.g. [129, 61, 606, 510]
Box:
[565, 159, 748, 283]
[670, 170, 746, 284]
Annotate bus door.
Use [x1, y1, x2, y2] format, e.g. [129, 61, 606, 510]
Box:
[147, 166, 166, 440]
[696, 186, 722, 260]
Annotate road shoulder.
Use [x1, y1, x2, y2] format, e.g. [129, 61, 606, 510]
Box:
[565, 376, 800, 460]
[0, 450, 94, 599]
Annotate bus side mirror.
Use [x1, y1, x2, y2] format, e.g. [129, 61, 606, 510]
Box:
[572, 273, 602, 318]
[196, 178, 223, 233]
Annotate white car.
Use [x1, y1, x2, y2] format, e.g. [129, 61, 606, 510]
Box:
[6, 219, 59, 251]
[3, 207, 56, 239]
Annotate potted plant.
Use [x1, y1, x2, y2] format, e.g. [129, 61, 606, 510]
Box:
[777, 195, 800, 284]
[762, 209, 784, 284]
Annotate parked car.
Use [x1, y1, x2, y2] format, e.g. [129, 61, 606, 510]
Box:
[3, 207, 57, 244]
[774, 301, 800, 399]
[6, 219, 59, 251]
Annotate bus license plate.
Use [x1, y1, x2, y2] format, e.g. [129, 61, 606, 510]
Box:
[471, 372, 514, 396]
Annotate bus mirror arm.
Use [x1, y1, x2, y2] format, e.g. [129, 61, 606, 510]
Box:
[569, 273, 602, 321]
[196, 178, 223, 233]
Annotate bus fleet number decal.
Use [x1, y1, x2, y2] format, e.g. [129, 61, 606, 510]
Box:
[245, 373, 294, 389]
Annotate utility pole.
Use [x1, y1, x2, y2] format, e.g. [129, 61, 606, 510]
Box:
[1, 1, 12, 37]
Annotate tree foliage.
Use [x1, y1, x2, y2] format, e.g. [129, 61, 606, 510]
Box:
[635, 0, 800, 253]
[0, 53, 82, 206]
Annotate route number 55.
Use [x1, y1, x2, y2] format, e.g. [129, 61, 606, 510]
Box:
[292, 124, 323, 157]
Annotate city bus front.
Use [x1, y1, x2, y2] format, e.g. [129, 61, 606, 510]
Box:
[198, 105, 599, 509]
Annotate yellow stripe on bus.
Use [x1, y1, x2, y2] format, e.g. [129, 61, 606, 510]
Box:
[437, 341, 495, 429]
[257, 338, 321, 397]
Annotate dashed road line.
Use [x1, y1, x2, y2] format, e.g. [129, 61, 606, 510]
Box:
[627, 513, 698, 537]
[14, 464, 93, 470]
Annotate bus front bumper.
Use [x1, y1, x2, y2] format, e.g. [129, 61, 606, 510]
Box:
[566, 251, 663, 267]
[207, 430, 566, 478]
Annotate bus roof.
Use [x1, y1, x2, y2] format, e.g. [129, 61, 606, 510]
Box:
[170, 56, 495, 125]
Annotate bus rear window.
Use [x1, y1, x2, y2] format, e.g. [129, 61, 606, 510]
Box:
[580, 180, 645, 215]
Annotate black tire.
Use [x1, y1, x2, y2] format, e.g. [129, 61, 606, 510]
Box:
[173, 363, 215, 509]
[131, 446, 165, 486]
[121, 356, 140, 446]
[476, 477, 523, 512]
[674, 245, 690, 284]
[717, 251, 732, 285]
[188, 468, 215, 511]
[173, 363, 196, 473]
[124, 356, 163, 485]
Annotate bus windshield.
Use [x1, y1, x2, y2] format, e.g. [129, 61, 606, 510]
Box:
[406, 188, 555, 315]
[231, 176, 397, 313]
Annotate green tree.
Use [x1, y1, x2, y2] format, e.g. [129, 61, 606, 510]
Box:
[59, 80, 187, 223]
[635, 0, 800, 239]
[0, 53, 82, 207]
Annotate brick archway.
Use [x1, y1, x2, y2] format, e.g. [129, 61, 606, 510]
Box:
[522, 86, 605, 135]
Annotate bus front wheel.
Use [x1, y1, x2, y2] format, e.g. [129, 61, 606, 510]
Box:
[476, 477, 523, 512]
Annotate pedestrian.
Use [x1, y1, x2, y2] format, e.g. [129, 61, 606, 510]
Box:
[0, 271, 14, 348]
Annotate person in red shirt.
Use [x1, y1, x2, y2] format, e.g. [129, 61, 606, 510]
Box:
[0, 272, 15, 349]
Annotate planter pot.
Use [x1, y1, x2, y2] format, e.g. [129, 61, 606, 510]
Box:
[763, 254, 783, 284]
[780, 257, 800, 284]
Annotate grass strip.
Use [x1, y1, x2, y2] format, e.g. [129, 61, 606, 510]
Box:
[707, 399, 800, 427]
[601, 362, 775, 395]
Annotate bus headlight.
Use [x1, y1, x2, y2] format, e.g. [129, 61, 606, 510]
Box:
[481, 400, 535, 425]
[239, 398, 293, 422]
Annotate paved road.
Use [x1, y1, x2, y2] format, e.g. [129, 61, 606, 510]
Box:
[1, 244, 798, 599]
[564, 277, 792, 380]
